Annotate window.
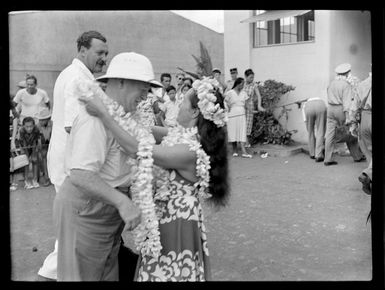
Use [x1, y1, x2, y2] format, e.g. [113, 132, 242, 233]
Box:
[253, 10, 315, 47]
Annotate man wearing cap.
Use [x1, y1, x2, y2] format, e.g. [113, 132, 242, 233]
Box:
[324, 63, 365, 166]
[37, 30, 110, 281]
[53, 52, 162, 281]
[225, 68, 238, 94]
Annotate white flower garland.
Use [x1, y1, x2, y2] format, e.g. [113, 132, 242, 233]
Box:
[192, 77, 228, 128]
[74, 78, 162, 258]
[136, 93, 156, 127]
[156, 125, 212, 200]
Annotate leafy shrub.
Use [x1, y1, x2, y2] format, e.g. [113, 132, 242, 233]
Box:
[250, 79, 296, 145]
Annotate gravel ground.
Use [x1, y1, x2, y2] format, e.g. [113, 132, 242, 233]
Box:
[9, 151, 372, 281]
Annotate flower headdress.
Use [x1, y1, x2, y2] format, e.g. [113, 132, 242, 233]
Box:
[192, 77, 228, 128]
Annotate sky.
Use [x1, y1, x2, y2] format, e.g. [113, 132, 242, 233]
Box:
[170, 10, 224, 33]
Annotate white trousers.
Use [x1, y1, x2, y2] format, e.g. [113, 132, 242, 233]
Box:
[37, 239, 58, 279]
[38, 184, 60, 279]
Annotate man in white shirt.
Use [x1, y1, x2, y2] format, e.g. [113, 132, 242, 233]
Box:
[159, 85, 179, 127]
[37, 30, 109, 281]
[53, 52, 161, 281]
[13, 75, 50, 124]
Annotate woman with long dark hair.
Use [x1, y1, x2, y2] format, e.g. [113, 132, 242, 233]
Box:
[79, 79, 229, 281]
[225, 77, 252, 158]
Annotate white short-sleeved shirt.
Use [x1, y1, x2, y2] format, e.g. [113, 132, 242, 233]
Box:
[47, 58, 95, 188]
[64, 105, 133, 188]
[159, 100, 179, 127]
[13, 88, 49, 120]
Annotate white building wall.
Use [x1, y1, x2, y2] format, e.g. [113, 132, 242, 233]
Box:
[223, 10, 252, 81]
[9, 11, 224, 100]
[328, 10, 372, 81]
[224, 10, 371, 144]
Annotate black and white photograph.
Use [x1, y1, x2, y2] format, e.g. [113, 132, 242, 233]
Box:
[7, 9, 381, 283]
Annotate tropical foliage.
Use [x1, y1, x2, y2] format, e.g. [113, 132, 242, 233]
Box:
[250, 80, 297, 145]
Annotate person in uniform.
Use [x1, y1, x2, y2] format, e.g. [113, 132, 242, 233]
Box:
[323, 63, 365, 166]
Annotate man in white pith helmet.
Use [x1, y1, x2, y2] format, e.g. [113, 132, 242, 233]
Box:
[53, 52, 162, 281]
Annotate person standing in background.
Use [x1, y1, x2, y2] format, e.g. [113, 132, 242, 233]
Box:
[13, 75, 50, 124]
[243, 69, 266, 148]
[212, 68, 226, 94]
[225, 77, 252, 158]
[302, 98, 327, 162]
[36, 108, 52, 186]
[352, 69, 372, 194]
[323, 63, 365, 166]
[175, 72, 185, 102]
[37, 30, 109, 281]
[160, 73, 172, 102]
[225, 68, 238, 94]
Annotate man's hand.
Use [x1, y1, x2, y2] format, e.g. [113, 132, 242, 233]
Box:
[118, 196, 142, 232]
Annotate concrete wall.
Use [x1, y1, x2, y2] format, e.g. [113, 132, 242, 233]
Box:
[224, 10, 371, 144]
[223, 10, 252, 81]
[9, 10, 224, 100]
[329, 10, 372, 81]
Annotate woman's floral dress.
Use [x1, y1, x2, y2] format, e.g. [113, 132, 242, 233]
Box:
[134, 127, 211, 281]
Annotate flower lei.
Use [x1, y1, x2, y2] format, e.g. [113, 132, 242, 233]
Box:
[136, 93, 156, 127]
[192, 77, 228, 128]
[74, 78, 162, 258]
[155, 125, 212, 201]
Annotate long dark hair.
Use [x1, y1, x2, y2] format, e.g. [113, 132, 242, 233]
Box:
[191, 89, 229, 208]
[232, 77, 244, 90]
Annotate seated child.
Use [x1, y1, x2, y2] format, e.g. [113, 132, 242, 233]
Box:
[36, 108, 52, 186]
[18, 117, 42, 189]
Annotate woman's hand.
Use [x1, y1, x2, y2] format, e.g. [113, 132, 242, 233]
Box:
[79, 94, 109, 118]
[258, 106, 266, 112]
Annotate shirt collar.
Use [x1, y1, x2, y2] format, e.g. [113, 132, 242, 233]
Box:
[72, 58, 95, 80]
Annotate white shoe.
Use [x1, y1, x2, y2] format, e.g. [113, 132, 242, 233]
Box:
[242, 154, 252, 158]
[232, 153, 239, 157]
[32, 180, 40, 188]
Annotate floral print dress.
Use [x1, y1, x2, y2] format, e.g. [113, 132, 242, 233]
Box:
[134, 127, 211, 281]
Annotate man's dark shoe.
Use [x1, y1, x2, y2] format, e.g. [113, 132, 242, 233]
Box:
[324, 161, 338, 166]
[354, 156, 367, 162]
[358, 173, 371, 195]
[310, 156, 315, 159]
[315, 157, 324, 162]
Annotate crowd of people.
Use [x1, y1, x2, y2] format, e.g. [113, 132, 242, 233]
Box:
[9, 29, 372, 282]
[10, 75, 52, 190]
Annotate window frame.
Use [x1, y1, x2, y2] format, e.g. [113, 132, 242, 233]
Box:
[253, 10, 315, 48]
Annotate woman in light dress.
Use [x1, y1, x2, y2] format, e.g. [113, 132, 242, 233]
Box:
[225, 77, 252, 158]
[81, 84, 229, 281]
